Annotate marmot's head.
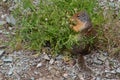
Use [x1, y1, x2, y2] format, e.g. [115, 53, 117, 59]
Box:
[70, 11, 92, 32]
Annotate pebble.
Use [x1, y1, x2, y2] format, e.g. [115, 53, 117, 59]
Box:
[3, 0, 7, 2]
[0, 30, 2, 33]
[0, 50, 5, 57]
[105, 73, 112, 78]
[98, 54, 107, 61]
[56, 55, 63, 60]
[3, 32, 9, 35]
[93, 57, 103, 65]
[30, 77, 35, 80]
[95, 77, 101, 80]
[0, 21, 6, 25]
[105, 69, 110, 73]
[8, 27, 13, 30]
[6, 15, 16, 25]
[49, 68, 56, 75]
[49, 58, 54, 64]
[105, 60, 110, 69]
[110, 70, 116, 73]
[110, 0, 114, 2]
[3, 56, 13, 62]
[36, 62, 42, 68]
[34, 71, 39, 75]
[8, 68, 14, 76]
[103, 52, 108, 56]
[116, 67, 120, 73]
[43, 54, 50, 60]
[0, 60, 3, 65]
[109, 2, 115, 7]
[63, 73, 68, 78]
[77, 73, 84, 80]
[1, 14, 7, 19]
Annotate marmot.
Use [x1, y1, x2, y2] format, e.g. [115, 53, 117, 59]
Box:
[70, 11, 96, 73]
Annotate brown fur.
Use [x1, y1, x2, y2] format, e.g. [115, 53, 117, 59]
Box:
[70, 11, 95, 73]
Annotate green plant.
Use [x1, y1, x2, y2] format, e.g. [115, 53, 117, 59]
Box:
[12, 0, 104, 54]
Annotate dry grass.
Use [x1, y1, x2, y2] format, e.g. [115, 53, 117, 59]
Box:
[97, 12, 120, 58]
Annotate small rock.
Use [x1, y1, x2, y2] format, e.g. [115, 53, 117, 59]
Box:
[98, 54, 107, 61]
[105, 73, 112, 78]
[110, 70, 116, 73]
[3, 0, 7, 2]
[55, 71, 61, 77]
[8, 68, 14, 75]
[43, 54, 50, 60]
[0, 21, 6, 25]
[0, 30, 2, 33]
[93, 57, 103, 65]
[105, 60, 110, 69]
[55, 60, 63, 67]
[3, 56, 13, 62]
[110, 0, 114, 2]
[3, 32, 9, 35]
[34, 71, 39, 75]
[103, 52, 108, 56]
[116, 67, 120, 73]
[36, 62, 42, 68]
[77, 73, 84, 80]
[30, 77, 35, 80]
[49, 58, 54, 64]
[6, 15, 16, 25]
[105, 69, 110, 73]
[46, 75, 53, 80]
[63, 73, 68, 78]
[1, 14, 7, 19]
[95, 77, 101, 80]
[0, 50, 5, 57]
[8, 27, 13, 30]
[109, 2, 115, 7]
[49, 68, 56, 75]
[56, 55, 63, 60]
[0, 60, 3, 65]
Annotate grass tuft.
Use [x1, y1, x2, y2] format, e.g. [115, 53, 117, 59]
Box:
[12, 0, 104, 54]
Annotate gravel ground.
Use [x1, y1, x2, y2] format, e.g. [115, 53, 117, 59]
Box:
[0, 50, 120, 80]
[0, 0, 120, 80]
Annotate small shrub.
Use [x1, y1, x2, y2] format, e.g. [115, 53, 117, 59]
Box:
[12, 0, 104, 54]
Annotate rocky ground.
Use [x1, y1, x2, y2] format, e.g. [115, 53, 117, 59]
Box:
[0, 50, 120, 80]
[0, 0, 120, 80]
